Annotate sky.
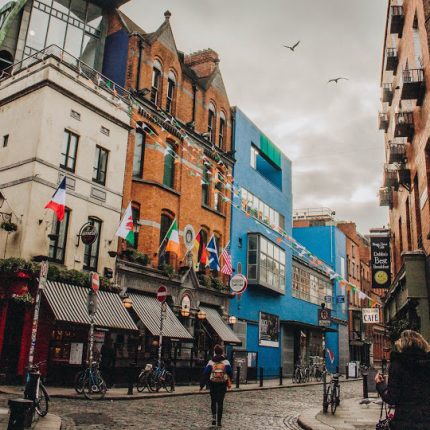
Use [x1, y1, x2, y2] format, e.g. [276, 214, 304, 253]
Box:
[121, 0, 389, 235]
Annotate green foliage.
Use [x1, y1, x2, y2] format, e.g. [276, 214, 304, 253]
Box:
[386, 318, 411, 342]
[121, 248, 150, 266]
[160, 263, 175, 279]
[11, 292, 34, 306]
[211, 276, 226, 291]
[0, 258, 35, 275]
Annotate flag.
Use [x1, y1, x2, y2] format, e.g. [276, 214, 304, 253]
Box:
[164, 219, 180, 255]
[206, 235, 220, 271]
[45, 177, 66, 221]
[115, 202, 135, 246]
[200, 242, 208, 266]
[221, 241, 233, 275]
[326, 348, 335, 364]
[193, 231, 201, 268]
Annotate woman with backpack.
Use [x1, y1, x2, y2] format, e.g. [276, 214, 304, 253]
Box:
[200, 344, 233, 427]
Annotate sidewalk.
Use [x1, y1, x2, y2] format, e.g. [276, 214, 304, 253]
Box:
[298, 397, 382, 430]
[0, 406, 61, 430]
[0, 378, 361, 401]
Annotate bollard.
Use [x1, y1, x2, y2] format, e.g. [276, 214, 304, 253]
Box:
[127, 362, 136, 395]
[345, 365, 349, 379]
[259, 367, 263, 387]
[235, 367, 240, 389]
[7, 399, 33, 430]
[171, 368, 176, 392]
[279, 367, 283, 386]
[362, 370, 369, 399]
[322, 371, 328, 413]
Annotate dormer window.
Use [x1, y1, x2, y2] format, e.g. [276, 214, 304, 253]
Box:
[208, 102, 216, 143]
[219, 111, 226, 150]
[151, 60, 162, 105]
[166, 71, 176, 114]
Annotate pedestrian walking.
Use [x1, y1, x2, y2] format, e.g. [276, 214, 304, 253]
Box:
[375, 329, 430, 430]
[100, 337, 116, 389]
[200, 344, 233, 427]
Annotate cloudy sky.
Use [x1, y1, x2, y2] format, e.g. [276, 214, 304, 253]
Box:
[122, 0, 389, 234]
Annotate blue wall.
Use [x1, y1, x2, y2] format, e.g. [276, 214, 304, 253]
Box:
[102, 29, 129, 88]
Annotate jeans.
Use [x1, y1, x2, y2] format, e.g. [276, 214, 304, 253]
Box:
[210, 383, 227, 424]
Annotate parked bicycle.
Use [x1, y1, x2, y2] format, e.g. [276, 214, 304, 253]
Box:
[74, 361, 107, 400]
[25, 361, 49, 417]
[147, 364, 174, 392]
[325, 372, 341, 414]
[292, 364, 309, 384]
[309, 363, 324, 382]
[136, 363, 153, 392]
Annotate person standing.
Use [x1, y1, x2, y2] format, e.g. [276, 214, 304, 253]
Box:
[100, 337, 115, 389]
[375, 329, 430, 430]
[200, 344, 233, 427]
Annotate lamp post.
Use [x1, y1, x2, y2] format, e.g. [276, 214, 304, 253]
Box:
[228, 316, 237, 325]
[122, 296, 133, 309]
[180, 307, 190, 317]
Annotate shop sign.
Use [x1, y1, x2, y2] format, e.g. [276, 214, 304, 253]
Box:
[230, 274, 248, 294]
[362, 308, 380, 324]
[258, 312, 279, 347]
[69, 343, 84, 365]
[80, 223, 98, 245]
[318, 308, 331, 327]
[370, 235, 391, 289]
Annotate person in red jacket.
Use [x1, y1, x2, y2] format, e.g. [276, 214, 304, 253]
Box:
[200, 345, 233, 427]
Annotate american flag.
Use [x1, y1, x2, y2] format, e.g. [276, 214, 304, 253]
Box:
[221, 241, 233, 275]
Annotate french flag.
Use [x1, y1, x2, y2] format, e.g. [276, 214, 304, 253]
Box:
[45, 177, 66, 221]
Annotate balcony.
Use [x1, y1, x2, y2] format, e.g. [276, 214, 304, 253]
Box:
[379, 187, 393, 207]
[382, 83, 393, 105]
[378, 112, 389, 132]
[398, 167, 411, 190]
[384, 165, 398, 189]
[390, 6, 404, 37]
[394, 111, 414, 141]
[388, 141, 406, 164]
[385, 48, 398, 73]
[401, 69, 425, 105]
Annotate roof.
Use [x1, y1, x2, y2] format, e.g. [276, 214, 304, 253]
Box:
[128, 293, 193, 340]
[117, 10, 146, 35]
[200, 306, 241, 344]
[43, 281, 138, 331]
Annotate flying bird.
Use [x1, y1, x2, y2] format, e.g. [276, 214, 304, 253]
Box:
[283, 41, 300, 51]
[328, 77, 349, 84]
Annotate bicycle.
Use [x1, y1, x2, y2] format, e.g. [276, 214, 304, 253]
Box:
[309, 363, 323, 382]
[25, 361, 49, 417]
[136, 363, 153, 392]
[292, 364, 309, 383]
[325, 372, 341, 414]
[74, 361, 107, 400]
[147, 364, 174, 392]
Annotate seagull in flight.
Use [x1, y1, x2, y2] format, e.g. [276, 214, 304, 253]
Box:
[283, 41, 300, 51]
[328, 77, 349, 84]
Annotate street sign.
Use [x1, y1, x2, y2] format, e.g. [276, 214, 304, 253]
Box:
[157, 285, 168, 302]
[318, 308, 331, 327]
[362, 308, 380, 324]
[324, 295, 332, 303]
[91, 272, 100, 292]
[336, 295, 345, 303]
[183, 225, 196, 250]
[39, 260, 48, 290]
[230, 274, 248, 294]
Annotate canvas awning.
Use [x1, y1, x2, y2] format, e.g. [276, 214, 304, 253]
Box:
[200, 306, 241, 345]
[128, 293, 193, 340]
[43, 281, 138, 331]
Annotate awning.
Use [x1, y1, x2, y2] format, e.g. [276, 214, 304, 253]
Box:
[128, 293, 193, 340]
[43, 281, 138, 331]
[200, 306, 241, 345]
[281, 320, 337, 333]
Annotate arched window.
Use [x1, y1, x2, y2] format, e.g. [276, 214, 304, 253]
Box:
[159, 211, 174, 266]
[207, 102, 216, 143]
[198, 227, 209, 270]
[218, 111, 226, 150]
[201, 164, 210, 205]
[214, 170, 224, 213]
[132, 130, 145, 178]
[131, 202, 140, 249]
[163, 141, 176, 189]
[151, 59, 162, 105]
[166, 70, 176, 114]
[83, 217, 102, 271]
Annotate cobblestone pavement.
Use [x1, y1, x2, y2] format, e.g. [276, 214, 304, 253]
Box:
[1, 381, 362, 430]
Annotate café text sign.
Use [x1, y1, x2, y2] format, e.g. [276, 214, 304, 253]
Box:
[362, 308, 380, 324]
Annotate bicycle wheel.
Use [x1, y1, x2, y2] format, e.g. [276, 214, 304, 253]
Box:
[74, 370, 85, 394]
[163, 372, 174, 393]
[330, 386, 337, 414]
[147, 373, 158, 392]
[136, 373, 148, 392]
[294, 368, 301, 384]
[315, 368, 322, 382]
[304, 368, 310, 383]
[335, 386, 340, 406]
[83, 372, 107, 400]
[35, 385, 49, 417]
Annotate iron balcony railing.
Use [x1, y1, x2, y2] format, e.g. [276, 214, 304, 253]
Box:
[390, 6, 404, 36]
[382, 83, 393, 104]
[388, 142, 406, 164]
[379, 187, 393, 207]
[385, 48, 398, 73]
[378, 112, 389, 132]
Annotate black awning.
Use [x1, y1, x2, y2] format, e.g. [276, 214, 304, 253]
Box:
[281, 320, 337, 333]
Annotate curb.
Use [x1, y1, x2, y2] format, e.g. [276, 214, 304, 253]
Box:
[297, 408, 334, 430]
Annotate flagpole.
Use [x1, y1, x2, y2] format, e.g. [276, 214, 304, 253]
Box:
[157, 217, 177, 253]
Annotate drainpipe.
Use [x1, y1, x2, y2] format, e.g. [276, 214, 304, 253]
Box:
[191, 84, 197, 124]
[135, 36, 144, 91]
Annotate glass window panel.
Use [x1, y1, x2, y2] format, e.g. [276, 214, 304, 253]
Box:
[260, 252, 266, 269]
[260, 237, 267, 254]
[64, 23, 83, 57]
[46, 16, 67, 49]
[280, 249, 285, 263]
[248, 235, 257, 250]
[86, 2, 102, 28]
[260, 267, 267, 283]
[26, 8, 49, 51]
[267, 270, 273, 286]
[81, 34, 98, 67]
[274, 246, 280, 262]
[132, 132, 145, 177]
[52, 0, 70, 14]
[69, 0, 86, 23]
[248, 265, 257, 280]
[248, 250, 257, 265]
[267, 242, 274, 257]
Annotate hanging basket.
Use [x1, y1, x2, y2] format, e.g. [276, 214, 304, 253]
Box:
[1, 221, 18, 232]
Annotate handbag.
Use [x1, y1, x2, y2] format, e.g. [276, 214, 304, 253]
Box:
[376, 401, 392, 430]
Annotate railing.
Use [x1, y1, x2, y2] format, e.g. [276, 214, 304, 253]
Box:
[293, 207, 335, 220]
[402, 68, 424, 84]
[395, 111, 414, 125]
[388, 142, 406, 162]
[379, 187, 393, 207]
[391, 5, 404, 16]
[386, 48, 398, 58]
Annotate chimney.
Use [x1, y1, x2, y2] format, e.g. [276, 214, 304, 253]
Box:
[184, 49, 220, 78]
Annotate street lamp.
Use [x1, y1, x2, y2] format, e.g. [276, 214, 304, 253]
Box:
[122, 296, 133, 309]
[228, 316, 237, 325]
[180, 307, 190, 317]
[197, 309, 206, 320]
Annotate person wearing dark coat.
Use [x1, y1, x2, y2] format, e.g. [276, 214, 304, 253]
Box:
[100, 337, 116, 388]
[200, 345, 233, 428]
[375, 329, 430, 430]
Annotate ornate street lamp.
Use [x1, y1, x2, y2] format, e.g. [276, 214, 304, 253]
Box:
[122, 296, 133, 309]
[197, 309, 206, 320]
[228, 316, 237, 325]
[180, 307, 190, 317]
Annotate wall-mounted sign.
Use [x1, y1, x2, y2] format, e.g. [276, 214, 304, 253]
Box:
[230, 274, 248, 294]
[324, 296, 332, 303]
[80, 223, 98, 245]
[318, 308, 331, 327]
[336, 295, 345, 304]
[362, 308, 380, 324]
[69, 342, 84, 365]
[370, 235, 391, 289]
[259, 312, 279, 347]
[183, 225, 196, 250]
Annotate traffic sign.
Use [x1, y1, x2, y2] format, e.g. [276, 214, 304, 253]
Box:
[230, 274, 248, 294]
[91, 272, 100, 292]
[157, 285, 168, 302]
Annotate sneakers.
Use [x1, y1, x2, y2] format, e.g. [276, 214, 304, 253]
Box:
[212, 420, 216, 426]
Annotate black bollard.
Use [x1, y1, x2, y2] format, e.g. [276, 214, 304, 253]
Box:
[322, 371, 328, 414]
[345, 365, 349, 379]
[7, 399, 33, 430]
[279, 367, 283, 386]
[235, 367, 240, 389]
[259, 367, 263, 387]
[362, 370, 369, 398]
[127, 362, 136, 395]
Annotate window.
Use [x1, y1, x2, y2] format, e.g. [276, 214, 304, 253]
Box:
[92, 145, 108, 185]
[398, 217, 403, 253]
[198, 228, 208, 269]
[202, 165, 210, 206]
[2, 134, 8, 148]
[208, 102, 216, 142]
[151, 60, 162, 105]
[250, 145, 258, 168]
[131, 203, 140, 249]
[247, 234, 286, 294]
[250, 143, 282, 189]
[83, 217, 102, 271]
[166, 71, 176, 114]
[218, 112, 226, 150]
[48, 208, 70, 263]
[60, 130, 78, 172]
[163, 142, 175, 189]
[132, 131, 145, 177]
[159, 212, 173, 266]
[214, 171, 223, 213]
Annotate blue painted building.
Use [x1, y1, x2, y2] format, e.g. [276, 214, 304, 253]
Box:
[229, 108, 339, 377]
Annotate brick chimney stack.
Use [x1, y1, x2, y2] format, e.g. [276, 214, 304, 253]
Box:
[184, 49, 220, 78]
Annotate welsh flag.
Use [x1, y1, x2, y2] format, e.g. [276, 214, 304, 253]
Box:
[165, 219, 180, 255]
[115, 202, 135, 246]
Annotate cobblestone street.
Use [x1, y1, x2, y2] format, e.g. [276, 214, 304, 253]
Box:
[41, 380, 362, 430]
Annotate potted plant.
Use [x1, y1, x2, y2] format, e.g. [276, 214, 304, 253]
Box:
[1, 221, 17, 232]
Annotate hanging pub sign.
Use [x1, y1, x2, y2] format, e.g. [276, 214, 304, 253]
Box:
[258, 312, 279, 347]
[79, 222, 98, 246]
[362, 308, 380, 324]
[370, 234, 391, 289]
[318, 308, 331, 327]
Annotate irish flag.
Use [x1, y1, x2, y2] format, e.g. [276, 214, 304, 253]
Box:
[45, 177, 66, 221]
[165, 219, 180, 255]
[115, 202, 135, 246]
